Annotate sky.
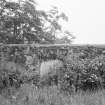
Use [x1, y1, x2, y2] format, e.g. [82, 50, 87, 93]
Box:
[37, 0, 105, 44]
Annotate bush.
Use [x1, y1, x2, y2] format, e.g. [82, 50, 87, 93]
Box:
[60, 53, 105, 92]
[0, 61, 26, 92]
[59, 54, 86, 92]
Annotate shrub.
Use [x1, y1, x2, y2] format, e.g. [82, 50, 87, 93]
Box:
[60, 53, 105, 92]
[0, 61, 26, 92]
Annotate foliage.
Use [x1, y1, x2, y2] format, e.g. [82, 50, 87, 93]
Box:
[42, 6, 74, 44]
[0, 60, 27, 90]
[1, 0, 105, 94]
[59, 47, 105, 93]
[0, 0, 73, 45]
[0, 0, 44, 44]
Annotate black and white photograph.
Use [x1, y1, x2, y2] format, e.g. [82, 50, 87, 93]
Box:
[0, 0, 105, 104]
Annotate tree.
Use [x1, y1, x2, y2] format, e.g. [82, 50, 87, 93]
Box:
[0, 0, 46, 44]
[41, 6, 75, 44]
[0, 0, 74, 45]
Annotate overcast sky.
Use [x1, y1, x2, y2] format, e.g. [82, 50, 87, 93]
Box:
[37, 0, 105, 44]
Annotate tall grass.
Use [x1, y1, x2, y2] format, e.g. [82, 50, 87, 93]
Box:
[0, 84, 105, 105]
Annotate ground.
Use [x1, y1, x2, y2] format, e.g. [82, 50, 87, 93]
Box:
[0, 84, 105, 105]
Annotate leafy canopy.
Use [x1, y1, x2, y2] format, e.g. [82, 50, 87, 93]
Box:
[0, 0, 74, 44]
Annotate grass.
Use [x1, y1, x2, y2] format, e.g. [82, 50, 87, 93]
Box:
[0, 84, 105, 105]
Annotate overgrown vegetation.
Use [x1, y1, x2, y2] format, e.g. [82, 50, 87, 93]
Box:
[1, 46, 105, 93]
[1, 84, 105, 105]
[1, 0, 105, 105]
